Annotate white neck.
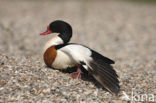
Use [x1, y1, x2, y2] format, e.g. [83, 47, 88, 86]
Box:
[44, 35, 63, 51]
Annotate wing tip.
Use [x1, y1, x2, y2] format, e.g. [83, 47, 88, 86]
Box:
[89, 61, 120, 95]
[103, 80, 120, 95]
[93, 73, 120, 95]
[111, 84, 120, 95]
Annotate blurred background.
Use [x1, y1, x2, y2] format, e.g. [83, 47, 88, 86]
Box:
[0, 0, 155, 59]
[0, 0, 156, 102]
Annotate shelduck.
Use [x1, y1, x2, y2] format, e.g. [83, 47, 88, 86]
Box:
[40, 20, 120, 94]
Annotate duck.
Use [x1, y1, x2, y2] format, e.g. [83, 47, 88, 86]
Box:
[40, 20, 120, 94]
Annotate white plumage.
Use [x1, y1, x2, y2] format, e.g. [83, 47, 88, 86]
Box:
[44, 35, 63, 51]
[60, 44, 92, 63]
[52, 50, 77, 69]
[44, 35, 93, 70]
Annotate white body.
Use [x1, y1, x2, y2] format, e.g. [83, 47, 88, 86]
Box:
[52, 50, 77, 69]
[44, 35, 92, 69]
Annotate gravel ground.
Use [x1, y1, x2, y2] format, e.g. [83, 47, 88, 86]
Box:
[0, 0, 156, 103]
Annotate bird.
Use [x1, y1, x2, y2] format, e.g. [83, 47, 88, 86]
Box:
[40, 20, 120, 94]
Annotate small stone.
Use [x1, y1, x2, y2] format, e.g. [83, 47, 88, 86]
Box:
[1, 62, 4, 65]
[42, 88, 50, 94]
[61, 99, 67, 103]
[0, 80, 7, 86]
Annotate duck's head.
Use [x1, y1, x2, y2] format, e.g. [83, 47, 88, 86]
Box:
[40, 20, 72, 43]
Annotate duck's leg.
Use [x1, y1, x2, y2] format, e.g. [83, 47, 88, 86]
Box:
[71, 65, 82, 79]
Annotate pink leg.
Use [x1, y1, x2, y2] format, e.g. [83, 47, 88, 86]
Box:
[71, 65, 82, 79]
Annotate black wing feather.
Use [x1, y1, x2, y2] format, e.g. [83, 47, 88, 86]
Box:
[89, 50, 120, 94]
[91, 50, 115, 64]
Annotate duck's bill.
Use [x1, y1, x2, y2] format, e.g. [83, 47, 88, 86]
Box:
[40, 30, 52, 35]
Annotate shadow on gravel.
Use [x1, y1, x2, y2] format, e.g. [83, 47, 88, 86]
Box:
[48, 66, 109, 93]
